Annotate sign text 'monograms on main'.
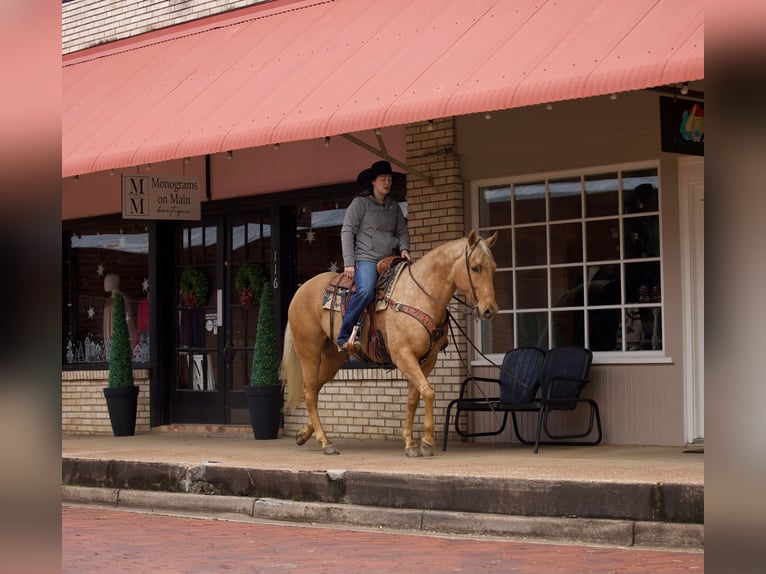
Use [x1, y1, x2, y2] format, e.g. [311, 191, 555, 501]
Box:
[122, 174, 201, 220]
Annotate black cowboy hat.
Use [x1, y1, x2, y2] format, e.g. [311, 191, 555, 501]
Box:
[356, 160, 405, 191]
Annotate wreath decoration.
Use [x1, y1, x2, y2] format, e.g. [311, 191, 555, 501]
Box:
[179, 267, 210, 308]
[235, 263, 267, 309]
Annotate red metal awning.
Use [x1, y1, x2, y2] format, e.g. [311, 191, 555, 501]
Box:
[62, 0, 703, 177]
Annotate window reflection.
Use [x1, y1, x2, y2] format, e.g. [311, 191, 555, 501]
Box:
[64, 223, 150, 366]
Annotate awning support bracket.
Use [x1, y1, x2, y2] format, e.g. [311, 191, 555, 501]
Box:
[341, 133, 432, 185]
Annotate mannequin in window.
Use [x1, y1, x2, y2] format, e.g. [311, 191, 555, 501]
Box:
[103, 273, 135, 345]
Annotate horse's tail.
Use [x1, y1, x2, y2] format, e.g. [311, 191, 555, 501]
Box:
[280, 324, 304, 411]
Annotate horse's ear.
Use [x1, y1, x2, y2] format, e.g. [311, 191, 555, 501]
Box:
[467, 229, 478, 246]
[484, 231, 498, 248]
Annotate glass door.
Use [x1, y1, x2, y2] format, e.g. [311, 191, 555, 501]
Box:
[173, 219, 224, 423]
[172, 210, 272, 424]
[225, 210, 272, 424]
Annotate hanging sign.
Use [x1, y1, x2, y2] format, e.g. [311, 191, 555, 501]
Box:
[659, 96, 704, 157]
[122, 174, 201, 220]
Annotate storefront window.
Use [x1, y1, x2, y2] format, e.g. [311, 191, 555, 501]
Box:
[475, 164, 662, 358]
[63, 221, 150, 367]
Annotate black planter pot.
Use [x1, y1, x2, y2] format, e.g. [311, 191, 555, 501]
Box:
[245, 384, 282, 440]
[103, 386, 139, 437]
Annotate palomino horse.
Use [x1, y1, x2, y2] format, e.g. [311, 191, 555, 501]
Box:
[281, 230, 498, 457]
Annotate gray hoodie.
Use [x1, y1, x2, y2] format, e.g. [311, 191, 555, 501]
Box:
[340, 195, 410, 267]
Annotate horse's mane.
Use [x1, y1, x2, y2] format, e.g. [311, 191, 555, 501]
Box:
[412, 236, 466, 267]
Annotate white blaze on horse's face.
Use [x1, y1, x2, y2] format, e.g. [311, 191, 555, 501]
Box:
[464, 232, 499, 320]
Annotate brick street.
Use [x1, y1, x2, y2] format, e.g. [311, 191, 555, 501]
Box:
[63, 505, 703, 573]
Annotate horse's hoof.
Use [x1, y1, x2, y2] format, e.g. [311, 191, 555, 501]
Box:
[323, 445, 340, 455]
[420, 443, 435, 457]
[405, 446, 422, 458]
[295, 434, 308, 446]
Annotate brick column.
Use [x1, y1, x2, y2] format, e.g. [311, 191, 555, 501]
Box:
[405, 118, 469, 443]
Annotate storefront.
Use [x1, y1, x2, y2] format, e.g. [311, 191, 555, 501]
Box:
[62, 0, 704, 445]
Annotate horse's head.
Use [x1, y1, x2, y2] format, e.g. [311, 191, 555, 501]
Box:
[456, 229, 499, 320]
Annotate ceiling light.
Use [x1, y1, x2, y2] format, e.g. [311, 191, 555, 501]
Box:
[427, 120, 435, 131]
[680, 83, 689, 95]
[484, 112, 492, 120]
[324, 136, 331, 147]
[227, 150, 233, 159]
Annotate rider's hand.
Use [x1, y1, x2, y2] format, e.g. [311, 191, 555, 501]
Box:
[344, 265, 355, 279]
[401, 249, 412, 263]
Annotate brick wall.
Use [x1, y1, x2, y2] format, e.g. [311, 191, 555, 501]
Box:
[283, 117, 470, 444]
[63, 0, 268, 54]
[62, 369, 151, 434]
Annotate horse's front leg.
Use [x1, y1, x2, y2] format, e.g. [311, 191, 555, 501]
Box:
[398, 357, 437, 457]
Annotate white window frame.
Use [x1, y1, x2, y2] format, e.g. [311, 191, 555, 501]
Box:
[471, 161, 670, 366]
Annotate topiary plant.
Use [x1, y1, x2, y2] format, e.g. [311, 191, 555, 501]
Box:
[250, 284, 280, 386]
[107, 292, 135, 388]
[180, 266, 209, 308]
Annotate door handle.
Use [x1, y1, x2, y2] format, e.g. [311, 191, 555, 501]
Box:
[224, 343, 236, 364]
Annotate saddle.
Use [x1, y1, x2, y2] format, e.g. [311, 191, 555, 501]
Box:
[322, 257, 447, 366]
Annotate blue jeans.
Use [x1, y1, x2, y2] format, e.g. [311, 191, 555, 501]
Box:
[337, 260, 378, 345]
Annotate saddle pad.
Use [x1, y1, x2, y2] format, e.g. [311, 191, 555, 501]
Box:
[321, 262, 407, 312]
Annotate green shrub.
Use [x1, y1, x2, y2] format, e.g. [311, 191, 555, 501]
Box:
[250, 285, 280, 386]
[107, 292, 134, 388]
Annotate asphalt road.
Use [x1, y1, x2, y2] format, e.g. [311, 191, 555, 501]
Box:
[62, 505, 703, 573]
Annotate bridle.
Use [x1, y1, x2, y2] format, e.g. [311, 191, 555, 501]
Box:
[405, 237, 484, 317]
[462, 237, 482, 311]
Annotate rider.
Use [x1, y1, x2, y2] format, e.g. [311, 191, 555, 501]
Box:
[337, 160, 412, 353]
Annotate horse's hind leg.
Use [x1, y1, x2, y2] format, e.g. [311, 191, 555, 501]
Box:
[295, 422, 314, 446]
[301, 342, 346, 455]
[403, 385, 422, 457]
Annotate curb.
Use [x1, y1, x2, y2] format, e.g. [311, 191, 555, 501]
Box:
[62, 486, 704, 550]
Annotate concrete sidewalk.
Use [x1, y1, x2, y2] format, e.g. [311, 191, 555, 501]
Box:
[62, 432, 704, 550]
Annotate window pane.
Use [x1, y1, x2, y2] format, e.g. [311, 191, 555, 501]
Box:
[585, 172, 619, 217]
[489, 227, 513, 268]
[550, 222, 582, 264]
[517, 312, 548, 349]
[478, 185, 511, 227]
[551, 266, 584, 308]
[515, 225, 546, 267]
[623, 169, 658, 214]
[586, 219, 619, 262]
[549, 177, 581, 221]
[622, 308, 644, 351]
[552, 310, 584, 347]
[516, 269, 548, 309]
[623, 215, 659, 259]
[296, 199, 346, 284]
[587, 264, 620, 307]
[514, 181, 546, 224]
[589, 309, 620, 351]
[493, 269, 514, 309]
[624, 261, 661, 304]
[482, 313, 514, 355]
[622, 308, 663, 351]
